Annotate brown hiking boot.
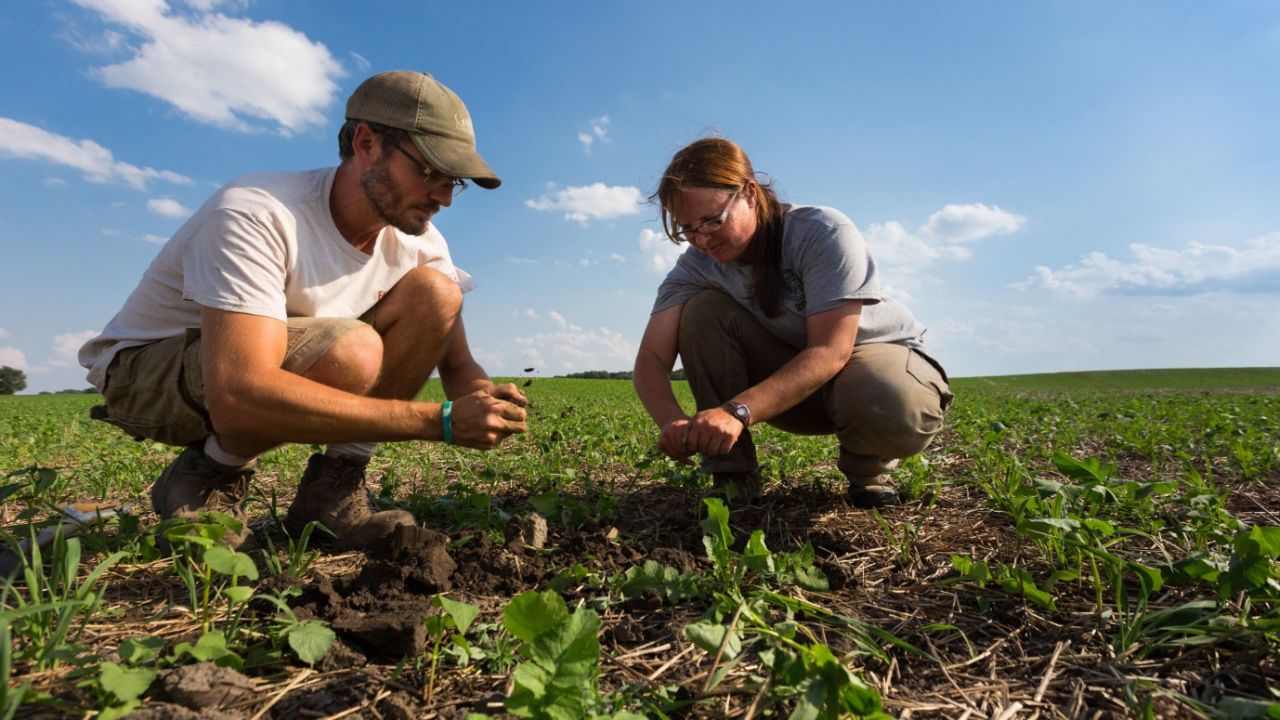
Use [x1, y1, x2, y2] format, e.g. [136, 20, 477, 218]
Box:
[711, 470, 763, 504]
[285, 454, 416, 547]
[150, 443, 256, 549]
[847, 476, 900, 509]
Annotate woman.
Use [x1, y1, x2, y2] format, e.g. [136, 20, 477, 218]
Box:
[633, 138, 953, 507]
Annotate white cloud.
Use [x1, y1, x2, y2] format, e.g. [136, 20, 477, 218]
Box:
[526, 183, 646, 223]
[147, 197, 190, 217]
[638, 228, 685, 273]
[71, 0, 343, 133]
[504, 257, 538, 265]
[864, 203, 1025, 267]
[43, 177, 68, 188]
[102, 228, 170, 244]
[50, 331, 99, 368]
[0, 328, 9, 340]
[0, 117, 191, 190]
[610, 254, 626, 263]
[921, 203, 1026, 244]
[480, 311, 635, 375]
[0, 347, 27, 370]
[578, 115, 610, 153]
[1014, 232, 1280, 299]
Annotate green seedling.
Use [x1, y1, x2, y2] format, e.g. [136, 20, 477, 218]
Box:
[423, 594, 482, 701]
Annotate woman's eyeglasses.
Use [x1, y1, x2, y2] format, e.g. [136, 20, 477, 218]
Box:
[673, 186, 742, 242]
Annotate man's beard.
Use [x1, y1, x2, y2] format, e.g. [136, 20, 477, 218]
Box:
[361, 156, 439, 236]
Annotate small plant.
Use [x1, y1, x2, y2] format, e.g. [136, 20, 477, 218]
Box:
[423, 595, 482, 701]
[498, 590, 640, 720]
[2, 529, 125, 671]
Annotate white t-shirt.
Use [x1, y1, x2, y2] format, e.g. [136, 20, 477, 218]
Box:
[80, 167, 474, 390]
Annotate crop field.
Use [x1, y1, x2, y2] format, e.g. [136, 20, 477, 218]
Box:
[2, 369, 1279, 719]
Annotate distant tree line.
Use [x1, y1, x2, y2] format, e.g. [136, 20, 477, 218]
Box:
[558, 369, 686, 380]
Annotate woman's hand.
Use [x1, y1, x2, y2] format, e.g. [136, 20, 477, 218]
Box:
[685, 406, 744, 457]
[659, 417, 695, 463]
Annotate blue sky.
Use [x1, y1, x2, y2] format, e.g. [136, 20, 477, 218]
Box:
[2, 1, 1278, 394]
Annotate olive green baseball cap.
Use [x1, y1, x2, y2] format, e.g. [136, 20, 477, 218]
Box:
[346, 70, 501, 189]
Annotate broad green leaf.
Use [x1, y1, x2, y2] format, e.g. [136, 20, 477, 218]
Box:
[792, 565, 830, 592]
[436, 595, 481, 635]
[98, 662, 155, 702]
[1216, 696, 1280, 719]
[1222, 554, 1272, 597]
[1052, 452, 1111, 483]
[505, 600, 601, 720]
[504, 590, 569, 644]
[530, 491, 559, 519]
[1240, 526, 1280, 558]
[683, 619, 741, 660]
[1082, 518, 1117, 537]
[203, 547, 259, 580]
[998, 568, 1056, 611]
[223, 586, 253, 603]
[99, 701, 142, 720]
[701, 498, 732, 550]
[118, 637, 165, 666]
[743, 530, 773, 573]
[174, 630, 231, 663]
[286, 621, 336, 666]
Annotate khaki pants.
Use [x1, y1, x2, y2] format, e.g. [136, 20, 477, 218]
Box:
[94, 317, 367, 446]
[678, 290, 954, 479]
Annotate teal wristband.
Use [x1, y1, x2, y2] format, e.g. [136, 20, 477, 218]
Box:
[442, 401, 454, 444]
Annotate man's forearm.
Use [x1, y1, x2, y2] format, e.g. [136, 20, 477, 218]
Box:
[440, 359, 491, 400]
[208, 367, 444, 445]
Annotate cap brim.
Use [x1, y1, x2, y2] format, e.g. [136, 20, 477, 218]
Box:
[410, 134, 501, 189]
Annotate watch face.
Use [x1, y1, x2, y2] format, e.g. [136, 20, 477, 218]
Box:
[732, 404, 749, 421]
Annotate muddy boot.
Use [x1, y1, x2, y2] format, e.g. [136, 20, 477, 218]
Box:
[150, 443, 256, 550]
[285, 454, 415, 547]
[711, 470, 763, 504]
[847, 476, 900, 509]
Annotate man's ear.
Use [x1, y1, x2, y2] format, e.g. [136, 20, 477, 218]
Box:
[352, 122, 382, 165]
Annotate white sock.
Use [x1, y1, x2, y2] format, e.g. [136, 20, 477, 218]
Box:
[326, 442, 377, 461]
[203, 435, 256, 468]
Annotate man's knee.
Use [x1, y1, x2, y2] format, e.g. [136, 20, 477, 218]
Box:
[301, 324, 384, 394]
[386, 267, 463, 324]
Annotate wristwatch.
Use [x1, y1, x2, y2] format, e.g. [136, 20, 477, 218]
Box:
[723, 401, 751, 427]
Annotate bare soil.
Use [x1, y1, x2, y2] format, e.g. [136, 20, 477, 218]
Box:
[9, 468, 1280, 719]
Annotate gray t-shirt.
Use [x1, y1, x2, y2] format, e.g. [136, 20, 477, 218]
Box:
[651, 205, 927, 352]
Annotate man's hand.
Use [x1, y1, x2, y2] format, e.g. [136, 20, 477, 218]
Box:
[685, 407, 744, 457]
[487, 382, 527, 407]
[448, 390, 527, 449]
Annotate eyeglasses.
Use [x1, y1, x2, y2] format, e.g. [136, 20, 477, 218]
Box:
[389, 142, 468, 195]
[673, 186, 742, 243]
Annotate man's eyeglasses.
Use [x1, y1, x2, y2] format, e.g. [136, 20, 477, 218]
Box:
[673, 186, 742, 243]
[389, 142, 468, 195]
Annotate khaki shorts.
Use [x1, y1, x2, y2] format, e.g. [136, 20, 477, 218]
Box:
[94, 317, 368, 446]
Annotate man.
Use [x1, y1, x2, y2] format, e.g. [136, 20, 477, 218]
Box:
[79, 71, 527, 549]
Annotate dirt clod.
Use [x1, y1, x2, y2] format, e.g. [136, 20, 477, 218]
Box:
[505, 512, 548, 548]
[159, 661, 255, 711]
[357, 523, 456, 594]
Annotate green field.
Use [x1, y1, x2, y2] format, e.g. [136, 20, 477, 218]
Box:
[957, 366, 1280, 391]
[2, 369, 1278, 718]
